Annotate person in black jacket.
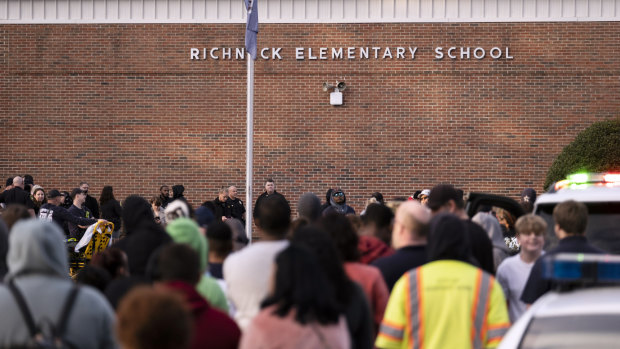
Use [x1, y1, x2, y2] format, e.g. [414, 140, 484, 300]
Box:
[114, 195, 172, 277]
[0, 177, 35, 216]
[79, 181, 100, 218]
[427, 184, 495, 275]
[210, 187, 231, 222]
[60, 191, 73, 209]
[68, 188, 98, 240]
[322, 188, 356, 216]
[159, 185, 172, 209]
[521, 200, 603, 305]
[371, 201, 430, 291]
[253, 179, 286, 221]
[319, 188, 334, 213]
[39, 189, 101, 237]
[99, 186, 123, 241]
[226, 185, 246, 227]
[171, 185, 187, 203]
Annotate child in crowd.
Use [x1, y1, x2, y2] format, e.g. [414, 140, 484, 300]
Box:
[496, 214, 546, 322]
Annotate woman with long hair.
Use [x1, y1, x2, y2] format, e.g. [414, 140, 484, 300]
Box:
[149, 196, 166, 225]
[495, 207, 517, 238]
[292, 226, 374, 349]
[31, 186, 46, 216]
[240, 244, 350, 349]
[318, 212, 389, 335]
[99, 186, 122, 241]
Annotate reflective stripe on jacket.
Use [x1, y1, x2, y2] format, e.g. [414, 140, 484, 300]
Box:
[376, 260, 510, 349]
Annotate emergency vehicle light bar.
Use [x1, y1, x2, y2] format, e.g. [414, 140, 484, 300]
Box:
[542, 253, 620, 283]
[554, 172, 620, 191]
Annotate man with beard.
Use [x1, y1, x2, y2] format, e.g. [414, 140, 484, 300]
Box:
[324, 188, 355, 215]
[79, 182, 99, 218]
[159, 185, 172, 209]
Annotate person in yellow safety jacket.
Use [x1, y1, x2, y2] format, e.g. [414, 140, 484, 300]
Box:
[376, 213, 510, 349]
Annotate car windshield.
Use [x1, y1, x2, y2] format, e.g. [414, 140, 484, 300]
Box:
[520, 314, 620, 349]
[537, 203, 620, 253]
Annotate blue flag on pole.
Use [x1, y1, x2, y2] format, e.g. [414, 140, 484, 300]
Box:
[245, 0, 258, 60]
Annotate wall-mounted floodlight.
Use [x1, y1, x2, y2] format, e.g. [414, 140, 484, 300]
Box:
[323, 81, 347, 106]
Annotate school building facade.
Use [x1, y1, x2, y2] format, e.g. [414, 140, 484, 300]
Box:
[1, 0, 619, 211]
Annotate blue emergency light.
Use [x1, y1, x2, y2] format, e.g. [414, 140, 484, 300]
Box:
[542, 253, 620, 283]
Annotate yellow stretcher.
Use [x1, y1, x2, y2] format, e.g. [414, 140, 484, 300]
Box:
[69, 221, 114, 277]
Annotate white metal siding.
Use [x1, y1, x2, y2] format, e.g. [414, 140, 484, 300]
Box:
[1, 0, 619, 22]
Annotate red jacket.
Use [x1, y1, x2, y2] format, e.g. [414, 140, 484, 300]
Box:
[163, 281, 241, 349]
[344, 262, 389, 334]
[358, 236, 394, 264]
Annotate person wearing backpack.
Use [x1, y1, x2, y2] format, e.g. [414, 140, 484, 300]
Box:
[0, 219, 117, 348]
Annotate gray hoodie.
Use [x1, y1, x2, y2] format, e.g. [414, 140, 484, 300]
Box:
[472, 212, 510, 271]
[0, 219, 117, 348]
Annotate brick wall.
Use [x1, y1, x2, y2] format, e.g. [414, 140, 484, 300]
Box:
[1, 22, 619, 217]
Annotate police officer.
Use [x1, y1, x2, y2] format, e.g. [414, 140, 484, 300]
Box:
[226, 186, 246, 227]
[39, 189, 102, 237]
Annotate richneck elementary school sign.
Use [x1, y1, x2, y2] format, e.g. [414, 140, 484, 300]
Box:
[190, 46, 513, 61]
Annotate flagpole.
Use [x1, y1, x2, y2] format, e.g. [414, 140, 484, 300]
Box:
[244, 0, 257, 244]
[246, 56, 254, 244]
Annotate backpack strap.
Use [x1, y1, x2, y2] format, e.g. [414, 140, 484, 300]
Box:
[7, 279, 39, 338]
[55, 285, 80, 338]
[8, 279, 80, 341]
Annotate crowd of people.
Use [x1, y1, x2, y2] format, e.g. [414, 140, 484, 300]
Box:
[0, 174, 603, 348]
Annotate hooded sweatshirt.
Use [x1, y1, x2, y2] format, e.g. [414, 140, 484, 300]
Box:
[164, 280, 241, 349]
[172, 185, 186, 201]
[114, 195, 172, 276]
[329, 195, 356, 215]
[0, 219, 116, 348]
[165, 218, 229, 313]
[319, 189, 334, 213]
[425, 211, 494, 275]
[358, 235, 394, 265]
[472, 212, 511, 271]
[427, 213, 474, 264]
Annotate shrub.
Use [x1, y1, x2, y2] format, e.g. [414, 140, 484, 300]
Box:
[544, 119, 620, 190]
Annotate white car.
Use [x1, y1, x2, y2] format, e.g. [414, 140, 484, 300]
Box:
[498, 287, 620, 349]
[498, 253, 620, 349]
[535, 172, 620, 253]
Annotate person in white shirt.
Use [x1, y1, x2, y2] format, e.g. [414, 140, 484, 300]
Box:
[496, 214, 546, 322]
[223, 195, 291, 330]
